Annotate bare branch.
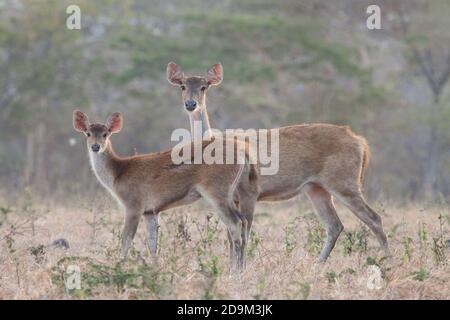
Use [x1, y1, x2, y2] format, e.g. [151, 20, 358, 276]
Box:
[411, 47, 439, 97]
[436, 53, 450, 90]
[0, 84, 18, 113]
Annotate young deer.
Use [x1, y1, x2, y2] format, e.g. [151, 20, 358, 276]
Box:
[167, 62, 390, 262]
[73, 110, 259, 271]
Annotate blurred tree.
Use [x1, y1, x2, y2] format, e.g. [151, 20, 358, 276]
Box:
[0, 0, 98, 190]
[0, 0, 449, 201]
[386, 0, 450, 199]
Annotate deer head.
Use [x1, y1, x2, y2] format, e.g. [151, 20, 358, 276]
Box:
[167, 62, 223, 113]
[73, 110, 122, 153]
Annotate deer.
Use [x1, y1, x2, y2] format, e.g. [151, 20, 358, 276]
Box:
[73, 110, 259, 272]
[167, 62, 391, 262]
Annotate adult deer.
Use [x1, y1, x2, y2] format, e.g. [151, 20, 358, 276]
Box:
[167, 62, 390, 262]
[73, 110, 258, 272]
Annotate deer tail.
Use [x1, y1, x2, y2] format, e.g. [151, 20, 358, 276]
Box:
[360, 137, 371, 184]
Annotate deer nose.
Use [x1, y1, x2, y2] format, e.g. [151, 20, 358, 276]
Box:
[91, 144, 100, 152]
[185, 100, 197, 111]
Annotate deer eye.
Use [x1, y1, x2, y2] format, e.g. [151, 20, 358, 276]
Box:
[103, 133, 107, 138]
[201, 86, 207, 91]
[180, 85, 186, 91]
[86, 132, 91, 137]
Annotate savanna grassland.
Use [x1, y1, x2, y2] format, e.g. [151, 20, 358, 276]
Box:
[0, 189, 448, 300]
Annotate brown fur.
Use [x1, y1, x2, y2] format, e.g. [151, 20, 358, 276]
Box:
[73, 110, 259, 272]
[167, 63, 390, 262]
[255, 123, 369, 202]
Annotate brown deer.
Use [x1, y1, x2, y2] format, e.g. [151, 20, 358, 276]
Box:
[167, 62, 390, 262]
[73, 110, 259, 272]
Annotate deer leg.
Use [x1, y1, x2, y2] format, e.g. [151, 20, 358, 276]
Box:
[223, 195, 238, 270]
[218, 211, 242, 274]
[199, 189, 244, 274]
[229, 190, 257, 271]
[334, 190, 390, 257]
[121, 210, 140, 259]
[234, 216, 247, 271]
[144, 211, 159, 256]
[227, 197, 240, 270]
[228, 200, 252, 272]
[304, 183, 343, 262]
[222, 206, 244, 274]
[237, 194, 256, 269]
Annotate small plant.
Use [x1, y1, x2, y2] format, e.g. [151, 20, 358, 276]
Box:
[5, 227, 16, 255]
[444, 214, 450, 225]
[401, 236, 413, 263]
[341, 231, 354, 256]
[195, 213, 220, 248]
[365, 256, 379, 267]
[325, 271, 338, 284]
[284, 223, 297, 256]
[356, 227, 369, 252]
[22, 187, 38, 236]
[104, 226, 123, 260]
[431, 214, 447, 265]
[340, 226, 369, 256]
[158, 227, 167, 253]
[202, 278, 217, 300]
[29, 244, 46, 263]
[253, 276, 267, 300]
[364, 256, 386, 268]
[207, 255, 221, 277]
[340, 268, 357, 276]
[176, 215, 191, 245]
[51, 256, 171, 298]
[197, 254, 222, 300]
[304, 215, 324, 255]
[256, 211, 271, 218]
[0, 205, 12, 215]
[432, 237, 446, 265]
[4, 226, 21, 288]
[388, 223, 401, 240]
[418, 221, 428, 245]
[192, 214, 225, 300]
[411, 267, 428, 282]
[84, 203, 107, 245]
[0, 205, 12, 226]
[299, 282, 311, 299]
[306, 223, 324, 255]
[246, 230, 260, 259]
[417, 221, 428, 263]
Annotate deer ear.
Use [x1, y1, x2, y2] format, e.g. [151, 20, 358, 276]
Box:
[106, 112, 123, 133]
[73, 110, 89, 132]
[206, 63, 223, 86]
[167, 62, 184, 86]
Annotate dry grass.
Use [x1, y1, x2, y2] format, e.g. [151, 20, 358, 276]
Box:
[0, 189, 449, 300]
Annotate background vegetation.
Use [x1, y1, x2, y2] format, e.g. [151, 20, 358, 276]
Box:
[1, 0, 450, 200]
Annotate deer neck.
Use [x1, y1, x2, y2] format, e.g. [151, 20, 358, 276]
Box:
[88, 140, 118, 192]
[189, 106, 212, 140]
